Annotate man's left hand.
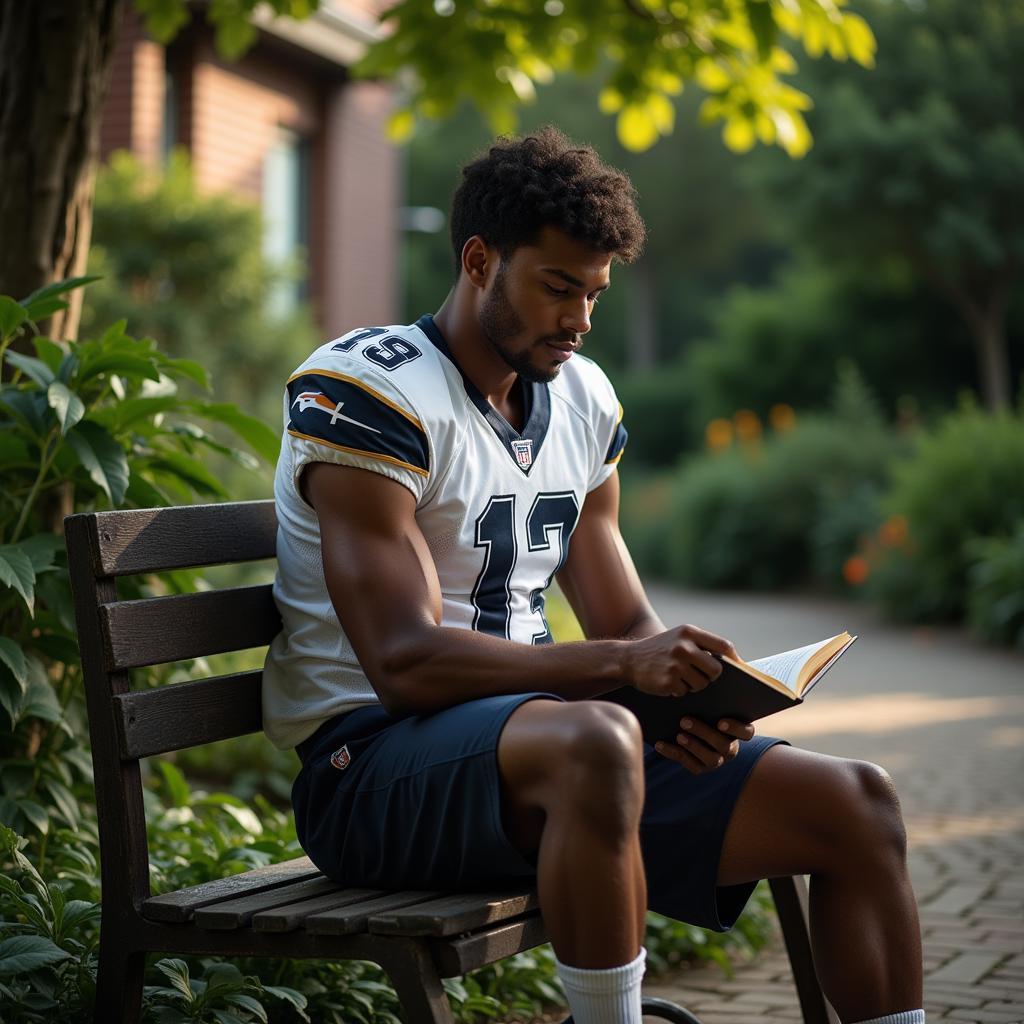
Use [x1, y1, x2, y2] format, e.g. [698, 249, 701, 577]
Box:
[654, 717, 755, 774]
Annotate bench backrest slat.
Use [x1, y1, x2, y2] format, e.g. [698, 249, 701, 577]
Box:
[91, 501, 278, 577]
[101, 586, 281, 670]
[65, 501, 280, 909]
[114, 671, 264, 759]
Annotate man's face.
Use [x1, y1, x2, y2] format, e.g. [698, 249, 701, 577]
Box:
[477, 226, 612, 383]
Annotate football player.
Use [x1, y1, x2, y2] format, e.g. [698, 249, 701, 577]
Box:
[263, 127, 923, 1024]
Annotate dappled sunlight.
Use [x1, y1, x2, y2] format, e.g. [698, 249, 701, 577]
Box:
[906, 809, 1024, 847]
[774, 692, 1024, 739]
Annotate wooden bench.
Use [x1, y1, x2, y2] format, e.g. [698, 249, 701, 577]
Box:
[65, 500, 838, 1024]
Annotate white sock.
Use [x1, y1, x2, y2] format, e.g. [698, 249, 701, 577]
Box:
[851, 1011, 925, 1024]
[554, 946, 646, 1024]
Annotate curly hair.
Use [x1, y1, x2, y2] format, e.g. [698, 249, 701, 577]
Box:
[449, 126, 646, 276]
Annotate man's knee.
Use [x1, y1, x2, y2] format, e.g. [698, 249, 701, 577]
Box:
[500, 699, 644, 835]
[826, 758, 908, 865]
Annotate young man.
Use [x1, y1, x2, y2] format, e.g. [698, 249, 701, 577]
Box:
[262, 127, 924, 1024]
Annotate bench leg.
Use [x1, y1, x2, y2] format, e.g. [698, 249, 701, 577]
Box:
[769, 875, 840, 1024]
[94, 939, 145, 1024]
[381, 940, 455, 1024]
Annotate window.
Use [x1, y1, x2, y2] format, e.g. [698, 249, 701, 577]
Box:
[262, 127, 309, 317]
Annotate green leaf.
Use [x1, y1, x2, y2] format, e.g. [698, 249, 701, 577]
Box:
[77, 353, 162, 384]
[0, 935, 71, 976]
[47, 381, 86, 435]
[157, 761, 191, 808]
[0, 543, 36, 614]
[16, 798, 50, 835]
[0, 297, 28, 340]
[224, 994, 268, 1021]
[23, 296, 69, 323]
[21, 658, 64, 725]
[163, 357, 210, 390]
[154, 958, 195, 1003]
[18, 533, 63, 573]
[148, 450, 228, 497]
[32, 337, 67, 375]
[43, 778, 80, 830]
[191, 402, 280, 463]
[19, 275, 101, 310]
[66, 420, 130, 505]
[262, 986, 308, 1015]
[0, 638, 28, 691]
[745, 0, 777, 62]
[5, 351, 55, 388]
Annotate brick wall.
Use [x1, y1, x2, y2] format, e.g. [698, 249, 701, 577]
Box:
[322, 80, 399, 336]
[97, 4, 400, 335]
[99, 7, 165, 168]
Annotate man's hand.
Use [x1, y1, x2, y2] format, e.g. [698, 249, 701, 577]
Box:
[624, 624, 738, 697]
[655, 717, 756, 775]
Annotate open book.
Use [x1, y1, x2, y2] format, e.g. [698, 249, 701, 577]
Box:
[596, 632, 856, 745]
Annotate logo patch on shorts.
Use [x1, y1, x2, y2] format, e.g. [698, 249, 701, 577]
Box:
[330, 744, 352, 771]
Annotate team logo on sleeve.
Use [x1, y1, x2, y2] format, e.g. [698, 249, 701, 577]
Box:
[292, 392, 381, 434]
[330, 745, 352, 771]
[511, 438, 534, 469]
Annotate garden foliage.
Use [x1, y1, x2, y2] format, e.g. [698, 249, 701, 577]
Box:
[1, 280, 776, 1020]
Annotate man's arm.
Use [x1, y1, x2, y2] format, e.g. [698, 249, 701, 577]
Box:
[556, 471, 756, 773]
[304, 461, 730, 718]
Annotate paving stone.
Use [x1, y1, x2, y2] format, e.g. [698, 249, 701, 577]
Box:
[928, 885, 992, 915]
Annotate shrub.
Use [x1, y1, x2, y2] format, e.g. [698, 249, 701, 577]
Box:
[651, 367, 902, 590]
[83, 150, 321, 498]
[965, 522, 1024, 649]
[864, 402, 1024, 622]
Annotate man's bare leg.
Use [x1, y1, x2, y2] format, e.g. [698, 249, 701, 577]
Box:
[497, 699, 648, 967]
[716, 744, 923, 1022]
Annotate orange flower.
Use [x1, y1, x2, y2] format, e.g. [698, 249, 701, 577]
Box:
[842, 555, 870, 586]
[705, 418, 733, 450]
[733, 409, 762, 443]
[769, 403, 797, 433]
[878, 515, 908, 548]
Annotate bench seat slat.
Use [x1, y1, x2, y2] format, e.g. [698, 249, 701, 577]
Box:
[304, 891, 446, 936]
[193, 876, 347, 929]
[101, 586, 281, 670]
[368, 889, 539, 937]
[142, 857, 321, 923]
[115, 671, 264, 758]
[90, 502, 277, 576]
[253, 887, 387, 933]
[430, 913, 548, 978]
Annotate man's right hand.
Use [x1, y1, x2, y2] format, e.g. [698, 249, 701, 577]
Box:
[623, 624, 739, 698]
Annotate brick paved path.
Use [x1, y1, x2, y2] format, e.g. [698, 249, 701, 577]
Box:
[638, 586, 1024, 1024]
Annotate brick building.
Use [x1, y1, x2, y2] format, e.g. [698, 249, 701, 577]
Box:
[99, 0, 400, 336]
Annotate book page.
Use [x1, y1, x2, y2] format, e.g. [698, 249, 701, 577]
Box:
[746, 636, 841, 691]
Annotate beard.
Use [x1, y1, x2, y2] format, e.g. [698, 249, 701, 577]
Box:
[478, 263, 574, 384]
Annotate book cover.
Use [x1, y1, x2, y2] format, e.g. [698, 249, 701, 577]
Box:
[595, 632, 856, 746]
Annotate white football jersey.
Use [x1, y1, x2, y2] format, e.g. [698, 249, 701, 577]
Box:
[262, 315, 628, 749]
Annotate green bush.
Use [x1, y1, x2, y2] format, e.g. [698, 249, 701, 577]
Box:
[615, 363, 701, 468]
[966, 522, 1024, 649]
[650, 367, 902, 590]
[83, 150, 321, 498]
[864, 402, 1024, 622]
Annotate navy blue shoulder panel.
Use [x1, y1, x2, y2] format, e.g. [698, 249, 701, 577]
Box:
[286, 370, 429, 477]
[605, 421, 628, 464]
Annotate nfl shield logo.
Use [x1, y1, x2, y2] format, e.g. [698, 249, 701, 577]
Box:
[511, 439, 533, 469]
[330, 744, 351, 771]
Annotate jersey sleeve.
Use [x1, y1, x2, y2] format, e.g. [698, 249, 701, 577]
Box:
[284, 363, 431, 502]
[588, 387, 628, 493]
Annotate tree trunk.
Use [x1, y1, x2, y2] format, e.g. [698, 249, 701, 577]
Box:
[628, 259, 658, 371]
[973, 305, 1012, 412]
[0, 0, 125, 339]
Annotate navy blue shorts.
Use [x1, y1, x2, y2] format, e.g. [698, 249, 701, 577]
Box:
[291, 693, 789, 932]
